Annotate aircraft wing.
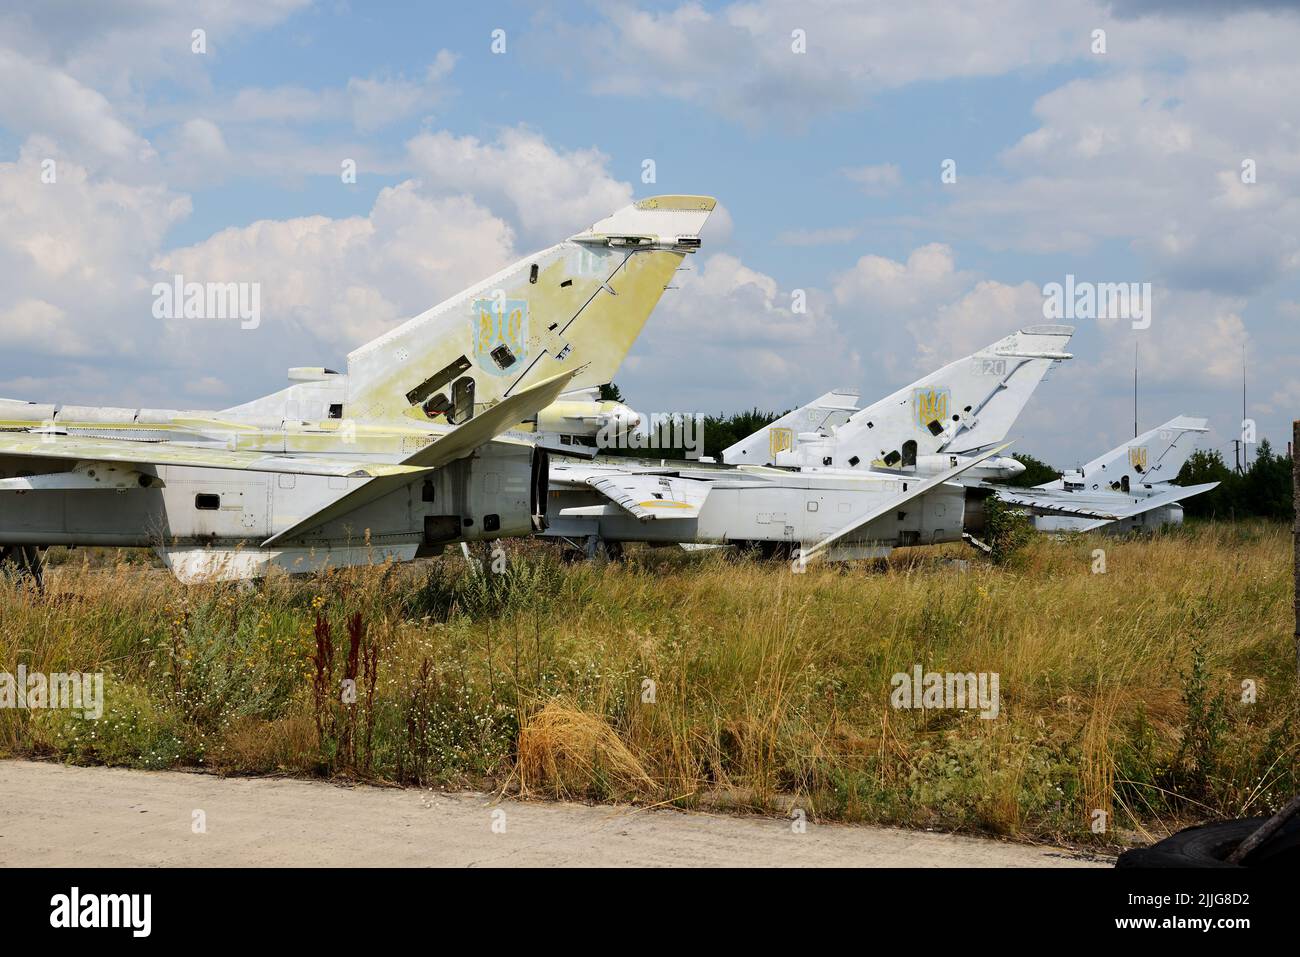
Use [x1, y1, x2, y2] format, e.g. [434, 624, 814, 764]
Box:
[262, 368, 580, 546]
[803, 443, 1012, 561]
[1096, 481, 1219, 517]
[584, 471, 713, 520]
[0, 432, 430, 479]
[994, 482, 1219, 523]
[987, 488, 1124, 520]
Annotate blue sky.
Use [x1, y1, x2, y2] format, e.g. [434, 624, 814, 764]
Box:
[1, 0, 1297, 466]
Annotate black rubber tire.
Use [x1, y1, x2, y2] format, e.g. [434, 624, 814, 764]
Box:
[1116, 815, 1300, 868]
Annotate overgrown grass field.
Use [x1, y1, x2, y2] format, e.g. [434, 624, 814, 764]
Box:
[1, 522, 1295, 849]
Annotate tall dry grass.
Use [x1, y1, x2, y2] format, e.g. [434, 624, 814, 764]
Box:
[0, 522, 1294, 845]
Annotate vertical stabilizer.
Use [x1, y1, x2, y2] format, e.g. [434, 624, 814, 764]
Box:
[226, 197, 717, 425]
[720, 389, 860, 465]
[1041, 415, 1210, 492]
[782, 325, 1073, 470]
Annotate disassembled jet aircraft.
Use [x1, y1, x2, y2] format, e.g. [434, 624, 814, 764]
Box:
[543, 325, 1074, 561]
[984, 416, 1218, 533]
[0, 196, 718, 585]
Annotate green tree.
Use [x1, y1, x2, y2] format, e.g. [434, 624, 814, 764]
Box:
[1175, 442, 1293, 522]
[1176, 449, 1238, 519]
[983, 494, 1035, 564]
[702, 408, 786, 460]
[1242, 439, 1294, 521]
[1004, 453, 1058, 488]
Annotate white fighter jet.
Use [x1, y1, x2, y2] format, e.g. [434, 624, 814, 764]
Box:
[543, 325, 1074, 561]
[984, 416, 1219, 532]
[0, 196, 718, 585]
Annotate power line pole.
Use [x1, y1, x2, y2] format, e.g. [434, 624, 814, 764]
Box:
[1133, 341, 1139, 438]
[1242, 344, 1249, 471]
[1294, 419, 1299, 682]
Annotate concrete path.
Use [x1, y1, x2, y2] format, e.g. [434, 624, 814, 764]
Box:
[0, 760, 1110, 867]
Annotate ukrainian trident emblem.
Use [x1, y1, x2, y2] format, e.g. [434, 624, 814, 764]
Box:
[913, 387, 950, 430]
[769, 427, 793, 459]
[471, 297, 529, 376]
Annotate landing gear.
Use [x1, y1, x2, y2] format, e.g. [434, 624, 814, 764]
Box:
[552, 535, 624, 563]
[0, 545, 45, 592]
[582, 534, 623, 562]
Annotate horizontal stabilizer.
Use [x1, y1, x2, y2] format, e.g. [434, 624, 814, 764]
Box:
[585, 472, 712, 520]
[1116, 481, 1219, 516]
[994, 481, 1219, 522]
[404, 368, 581, 470]
[989, 489, 1123, 520]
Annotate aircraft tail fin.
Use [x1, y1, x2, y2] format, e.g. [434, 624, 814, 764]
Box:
[344, 195, 716, 423]
[720, 389, 860, 465]
[1047, 415, 1210, 492]
[223, 196, 718, 425]
[813, 325, 1073, 470]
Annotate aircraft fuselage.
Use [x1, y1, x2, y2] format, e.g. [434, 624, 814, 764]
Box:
[546, 464, 972, 558]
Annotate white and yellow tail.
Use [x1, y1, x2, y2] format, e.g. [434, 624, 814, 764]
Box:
[345, 196, 717, 423]
[222, 196, 717, 426]
[781, 325, 1073, 471]
[1044, 415, 1209, 492]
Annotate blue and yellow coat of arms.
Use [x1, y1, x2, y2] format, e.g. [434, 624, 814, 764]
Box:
[472, 298, 529, 376]
[768, 427, 793, 459]
[913, 387, 950, 430]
